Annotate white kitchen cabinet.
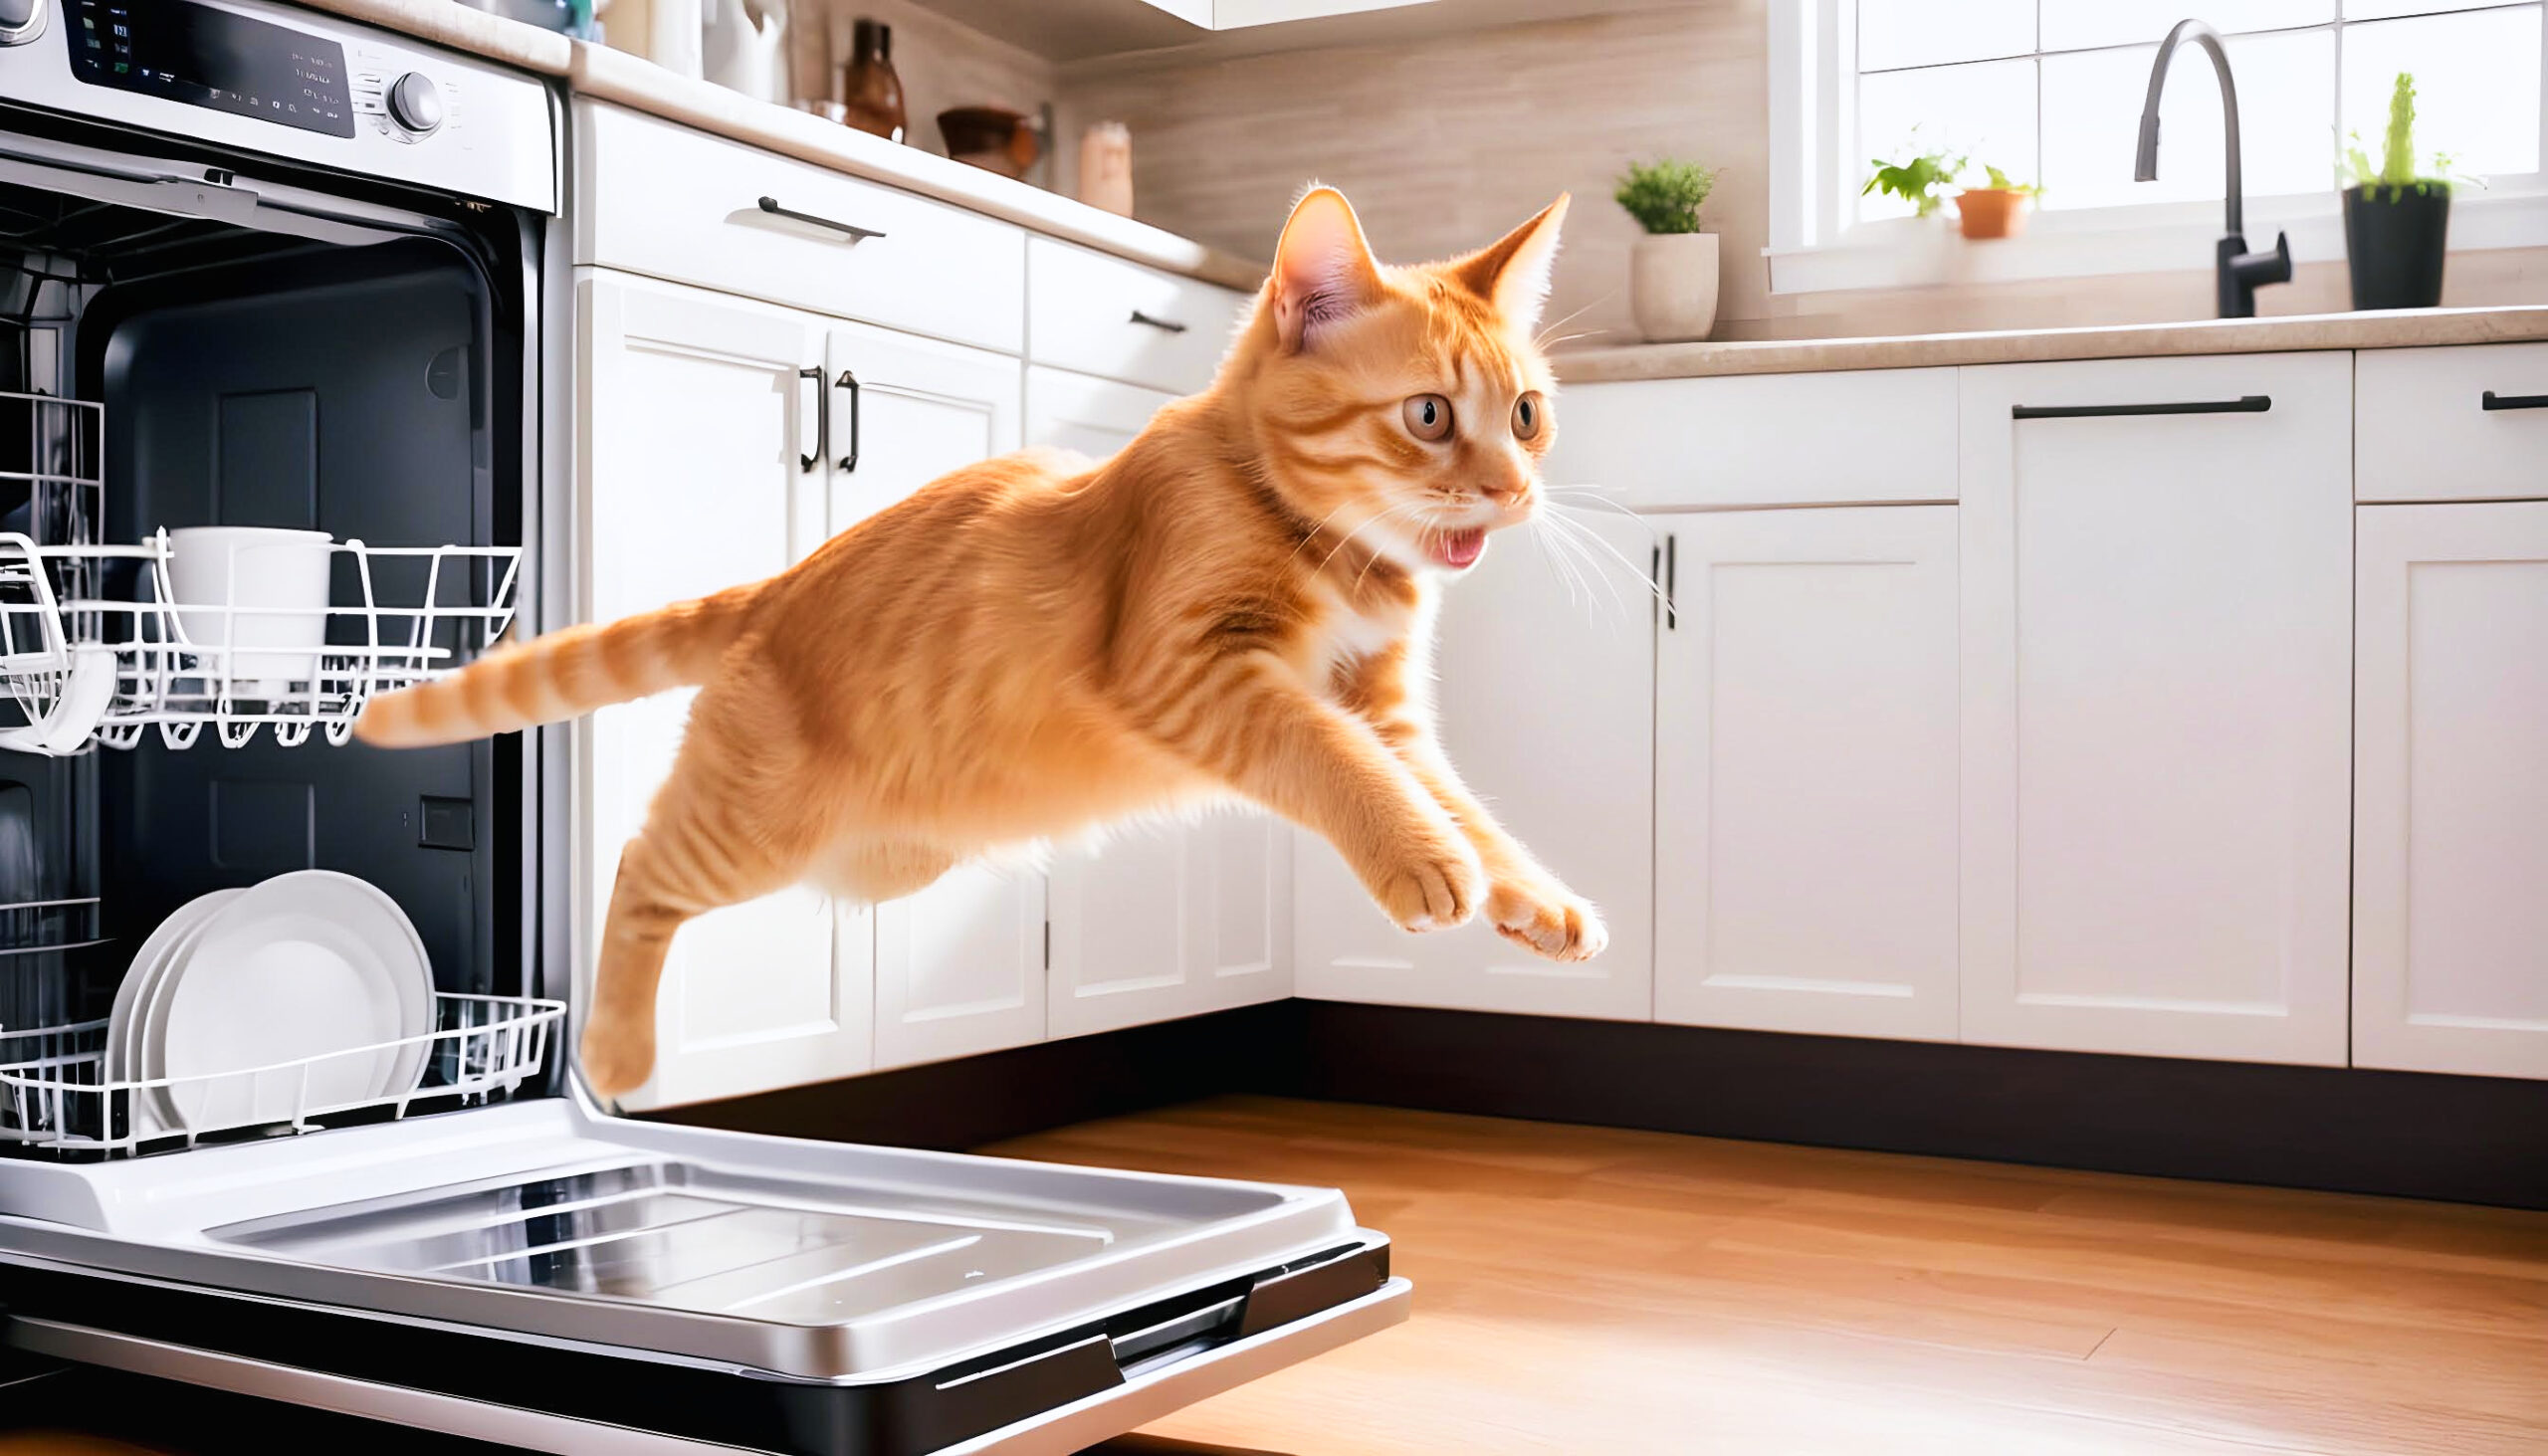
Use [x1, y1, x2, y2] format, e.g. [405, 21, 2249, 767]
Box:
[1025, 368, 1293, 1037]
[579, 272, 864, 1110]
[1957, 353, 2353, 1066]
[813, 321, 1044, 1070]
[1546, 369, 1959, 511]
[1049, 813, 1293, 1039]
[2355, 343, 2548, 503]
[2354, 502, 2548, 1080]
[1652, 507, 1961, 1041]
[1294, 513, 1655, 1020]
[873, 862, 1050, 1070]
[823, 320, 1024, 531]
[1025, 365, 1177, 461]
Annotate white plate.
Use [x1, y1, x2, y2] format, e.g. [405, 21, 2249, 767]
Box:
[153, 871, 434, 1131]
[105, 889, 246, 1138]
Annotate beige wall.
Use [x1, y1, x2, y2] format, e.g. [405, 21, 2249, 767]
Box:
[783, 0, 1058, 161]
[1056, 3, 1768, 348]
[1054, 0, 2545, 344]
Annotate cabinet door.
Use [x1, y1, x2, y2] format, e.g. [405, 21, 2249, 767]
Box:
[1958, 354, 2353, 1065]
[1029, 366, 1293, 1037]
[1653, 507, 1960, 1040]
[2355, 502, 2548, 1079]
[1294, 513, 1655, 1020]
[1024, 364, 1176, 461]
[580, 273, 862, 1110]
[820, 321, 1049, 1070]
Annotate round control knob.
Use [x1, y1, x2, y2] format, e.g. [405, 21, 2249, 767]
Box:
[386, 73, 444, 136]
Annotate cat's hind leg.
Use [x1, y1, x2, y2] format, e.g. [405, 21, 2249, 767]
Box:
[581, 688, 821, 1100]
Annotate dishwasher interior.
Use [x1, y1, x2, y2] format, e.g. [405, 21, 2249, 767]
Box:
[0, 161, 539, 1159]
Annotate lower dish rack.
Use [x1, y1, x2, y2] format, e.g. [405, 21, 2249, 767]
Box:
[0, 529, 522, 752]
[0, 992, 564, 1159]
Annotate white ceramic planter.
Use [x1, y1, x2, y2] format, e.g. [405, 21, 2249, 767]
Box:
[1630, 232, 1720, 343]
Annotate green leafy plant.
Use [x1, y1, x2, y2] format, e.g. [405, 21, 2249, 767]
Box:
[2342, 72, 2465, 201]
[1862, 140, 1968, 218]
[1614, 158, 1719, 235]
[1971, 163, 2039, 196]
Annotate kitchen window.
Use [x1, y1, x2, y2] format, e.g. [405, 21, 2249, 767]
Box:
[1768, 0, 2548, 293]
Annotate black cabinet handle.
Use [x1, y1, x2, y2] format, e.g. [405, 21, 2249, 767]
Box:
[1663, 534, 1677, 631]
[834, 369, 862, 473]
[2481, 390, 2548, 411]
[757, 195, 886, 242]
[2013, 394, 2270, 420]
[1649, 544, 1661, 626]
[798, 366, 825, 473]
[1129, 309, 1188, 333]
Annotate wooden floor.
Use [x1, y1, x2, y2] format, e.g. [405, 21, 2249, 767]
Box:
[990, 1097, 2548, 1456]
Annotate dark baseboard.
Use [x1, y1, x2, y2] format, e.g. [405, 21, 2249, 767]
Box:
[642, 1002, 1301, 1151]
[650, 1000, 2548, 1210]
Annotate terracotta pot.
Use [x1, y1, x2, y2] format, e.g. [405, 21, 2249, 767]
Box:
[1629, 232, 1719, 343]
[1956, 187, 2029, 240]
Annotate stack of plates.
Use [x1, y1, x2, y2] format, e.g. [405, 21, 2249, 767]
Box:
[104, 871, 434, 1138]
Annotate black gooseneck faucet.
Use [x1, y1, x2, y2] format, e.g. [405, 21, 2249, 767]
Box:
[2135, 18, 2293, 318]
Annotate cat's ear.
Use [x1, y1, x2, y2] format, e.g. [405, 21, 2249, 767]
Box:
[1453, 193, 1571, 333]
[1271, 186, 1383, 353]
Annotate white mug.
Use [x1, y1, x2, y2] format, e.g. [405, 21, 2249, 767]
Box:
[166, 526, 335, 699]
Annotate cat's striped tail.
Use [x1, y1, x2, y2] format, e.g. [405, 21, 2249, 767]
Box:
[352, 582, 762, 748]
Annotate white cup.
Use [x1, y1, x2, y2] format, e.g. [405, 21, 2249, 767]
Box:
[166, 527, 335, 699]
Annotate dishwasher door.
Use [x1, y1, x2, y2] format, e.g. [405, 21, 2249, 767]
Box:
[0, 1099, 1406, 1454]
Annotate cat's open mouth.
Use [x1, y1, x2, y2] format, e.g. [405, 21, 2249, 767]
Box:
[1427, 526, 1488, 571]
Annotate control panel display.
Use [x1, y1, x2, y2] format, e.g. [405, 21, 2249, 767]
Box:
[65, 0, 355, 137]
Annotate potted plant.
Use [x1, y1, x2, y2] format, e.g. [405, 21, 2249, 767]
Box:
[2342, 72, 2459, 311]
[1862, 140, 1967, 221]
[1615, 157, 1721, 342]
[1954, 164, 2037, 240]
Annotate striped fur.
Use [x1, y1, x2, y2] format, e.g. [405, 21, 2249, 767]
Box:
[362, 187, 1600, 1100]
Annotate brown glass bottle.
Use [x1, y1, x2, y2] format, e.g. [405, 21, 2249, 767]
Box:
[838, 19, 906, 143]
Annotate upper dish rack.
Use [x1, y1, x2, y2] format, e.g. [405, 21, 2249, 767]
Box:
[0, 390, 522, 753]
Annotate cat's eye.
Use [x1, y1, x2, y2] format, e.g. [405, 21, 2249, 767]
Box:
[1512, 391, 1547, 441]
[1402, 394, 1454, 442]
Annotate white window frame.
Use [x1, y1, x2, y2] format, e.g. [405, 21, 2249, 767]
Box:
[1768, 0, 2548, 295]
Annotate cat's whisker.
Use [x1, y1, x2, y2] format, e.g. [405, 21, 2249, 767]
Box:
[1539, 507, 1664, 617]
[1538, 513, 1627, 625]
[1530, 522, 1585, 611]
[1533, 293, 1611, 349]
[1544, 493, 1652, 530]
[1310, 501, 1425, 576]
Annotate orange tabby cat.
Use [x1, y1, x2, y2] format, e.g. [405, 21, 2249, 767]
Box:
[356, 186, 1603, 1098]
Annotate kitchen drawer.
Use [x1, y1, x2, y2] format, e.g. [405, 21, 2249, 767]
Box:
[2357, 343, 2548, 502]
[1546, 368, 1959, 509]
[1028, 237, 1250, 395]
[575, 102, 1025, 354]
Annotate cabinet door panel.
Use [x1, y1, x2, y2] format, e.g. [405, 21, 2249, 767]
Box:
[874, 865, 1046, 1070]
[581, 273, 860, 1110]
[1294, 513, 1654, 1020]
[1654, 507, 1960, 1039]
[825, 321, 1022, 531]
[2355, 502, 2548, 1078]
[1034, 370, 1293, 1038]
[1959, 353, 2352, 1064]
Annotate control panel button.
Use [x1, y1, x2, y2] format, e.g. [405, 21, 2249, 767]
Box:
[386, 71, 442, 135]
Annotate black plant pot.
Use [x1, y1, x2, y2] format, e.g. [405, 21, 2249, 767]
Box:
[2343, 183, 2450, 311]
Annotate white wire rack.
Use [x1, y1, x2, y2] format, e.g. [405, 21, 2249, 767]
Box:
[0, 529, 522, 751]
[0, 990, 564, 1158]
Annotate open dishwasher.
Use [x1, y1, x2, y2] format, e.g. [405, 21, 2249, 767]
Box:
[0, 3, 1406, 1450]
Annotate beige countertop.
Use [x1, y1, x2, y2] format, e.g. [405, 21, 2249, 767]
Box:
[1554, 306, 2548, 382]
[290, 0, 1268, 292]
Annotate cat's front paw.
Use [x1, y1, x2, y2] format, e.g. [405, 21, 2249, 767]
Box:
[1366, 827, 1486, 933]
[1488, 877, 1607, 961]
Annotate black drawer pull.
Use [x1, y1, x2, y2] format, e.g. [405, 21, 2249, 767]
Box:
[756, 195, 886, 242]
[2013, 395, 2270, 420]
[797, 366, 825, 474]
[2481, 390, 2548, 411]
[1129, 309, 1188, 333]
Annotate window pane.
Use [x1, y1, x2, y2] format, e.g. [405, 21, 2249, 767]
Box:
[2040, 29, 2334, 211]
[1858, 57, 2038, 219]
[2340, 8, 2542, 178]
[1858, 0, 2031, 71]
[2041, 0, 2335, 52]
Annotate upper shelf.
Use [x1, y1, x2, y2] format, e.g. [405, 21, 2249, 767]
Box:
[895, 0, 1699, 67]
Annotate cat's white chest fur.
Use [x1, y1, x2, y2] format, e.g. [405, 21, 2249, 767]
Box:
[1308, 584, 1436, 696]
